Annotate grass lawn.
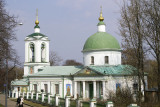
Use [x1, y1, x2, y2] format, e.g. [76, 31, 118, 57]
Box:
[10, 99, 48, 107]
[0, 104, 4, 107]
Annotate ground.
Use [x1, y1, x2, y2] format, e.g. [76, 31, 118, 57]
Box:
[0, 94, 30, 107]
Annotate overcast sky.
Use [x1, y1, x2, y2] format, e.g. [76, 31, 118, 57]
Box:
[6, 0, 123, 65]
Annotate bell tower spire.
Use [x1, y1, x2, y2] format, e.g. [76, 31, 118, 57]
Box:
[35, 9, 39, 25]
[34, 9, 40, 33]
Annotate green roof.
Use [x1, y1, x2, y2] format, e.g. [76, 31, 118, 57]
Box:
[27, 65, 145, 77]
[34, 25, 40, 28]
[29, 66, 83, 76]
[97, 21, 106, 26]
[83, 32, 121, 52]
[27, 33, 46, 37]
[11, 79, 28, 86]
[88, 65, 139, 76]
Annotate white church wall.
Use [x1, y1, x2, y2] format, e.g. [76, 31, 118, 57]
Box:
[24, 66, 28, 76]
[105, 76, 137, 98]
[83, 51, 121, 66]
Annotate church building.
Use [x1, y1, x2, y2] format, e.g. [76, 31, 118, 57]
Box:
[11, 9, 148, 100]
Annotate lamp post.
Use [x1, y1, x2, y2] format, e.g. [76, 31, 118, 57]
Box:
[5, 23, 23, 107]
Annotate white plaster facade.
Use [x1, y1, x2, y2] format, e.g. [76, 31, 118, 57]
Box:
[24, 27, 50, 76]
[83, 51, 121, 66]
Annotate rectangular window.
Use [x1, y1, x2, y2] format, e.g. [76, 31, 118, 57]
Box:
[44, 84, 48, 93]
[34, 84, 37, 93]
[30, 67, 34, 74]
[91, 56, 94, 65]
[55, 84, 59, 94]
[105, 56, 109, 64]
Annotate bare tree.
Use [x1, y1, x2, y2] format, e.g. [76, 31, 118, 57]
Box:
[63, 59, 82, 66]
[49, 51, 62, 66]
[119, 0, 147, 103]
[0, 0, 19, 93]
[141, 0, 160, 100]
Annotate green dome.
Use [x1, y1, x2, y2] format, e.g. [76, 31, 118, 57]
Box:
[27, 33, 46, 38]
[83, 32, 120, 51]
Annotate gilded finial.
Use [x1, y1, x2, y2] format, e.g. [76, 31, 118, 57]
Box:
[35, 9, 39, 25]
[99, 6, 104, 21]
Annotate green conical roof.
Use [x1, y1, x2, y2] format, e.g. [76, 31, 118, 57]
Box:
[83, 32, 120, 52]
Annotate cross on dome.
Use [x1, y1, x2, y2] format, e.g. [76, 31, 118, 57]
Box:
[99, 6, 104, 21]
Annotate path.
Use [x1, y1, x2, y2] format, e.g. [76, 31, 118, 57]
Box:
[0, 94, 30, 107]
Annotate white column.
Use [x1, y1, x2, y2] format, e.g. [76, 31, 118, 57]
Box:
[48, 94, 52, 104]
[55, 94, 59, 106]
[27, 92, 29, 99]
[42, 93, 45, 102]
[102, 81, 106, 99]
[36, 93, 39, 100]
[74, 81, 77, 99]
[65, 96, 71, 107]
[83, 81, 85, 99]
[48, 82, 50, 93]
[60, 82, 62, 97]
[45, 41, 49, 62]
[29, 83, 32, 91]
[15, 91, 18, 98]
[25, 42, 29, 62]
[93, 81, 96, 98]
[51, 83, 54, 95]
[90, 100, 96, 107]
[31, 92, 34, 99]
[22, 92, 25, 98]
[35, 41, 41, 62]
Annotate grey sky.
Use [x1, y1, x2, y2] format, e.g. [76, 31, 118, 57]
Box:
[6, 0, 123, 64]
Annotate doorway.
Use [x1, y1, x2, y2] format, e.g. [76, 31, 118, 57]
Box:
[89, 83, 93, 99]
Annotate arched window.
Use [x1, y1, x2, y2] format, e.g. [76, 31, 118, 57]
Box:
[105, 56, 109, 64]
[30, 43, 35, 62]
[91, 56, 94, 65]
[41, 43, 45, 62]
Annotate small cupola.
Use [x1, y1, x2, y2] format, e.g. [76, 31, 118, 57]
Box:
[97, 6, 106, 32]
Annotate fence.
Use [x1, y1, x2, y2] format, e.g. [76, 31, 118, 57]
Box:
[82, 101, 90, 107]
[70, 99, 76, 107]
[59, 98, 65, 107]
[11, 92, 141, 107]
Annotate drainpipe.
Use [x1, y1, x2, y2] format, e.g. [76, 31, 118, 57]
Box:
[63, 76, 64, 98]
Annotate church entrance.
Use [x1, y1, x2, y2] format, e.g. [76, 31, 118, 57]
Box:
[89, 83, 93, 99]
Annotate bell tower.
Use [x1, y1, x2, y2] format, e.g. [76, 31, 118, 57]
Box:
[24, 9, 50, 76]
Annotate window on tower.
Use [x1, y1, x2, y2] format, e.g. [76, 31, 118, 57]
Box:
[30, 67, 34, 74]
[91, 56, 94, 65]
[41, 43, 45, 62]
[105, 56, 109, 64]
[30, 43, 35, 62]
